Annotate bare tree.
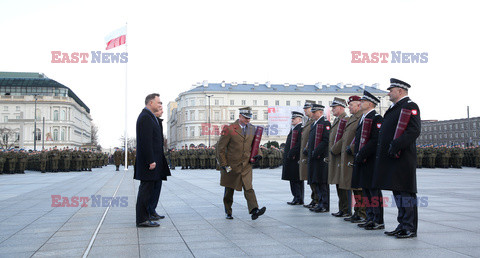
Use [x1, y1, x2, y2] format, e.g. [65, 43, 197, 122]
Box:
[91, 123, 99, 146]
[119, 135, 136, 150]
[0, 127, 20, 149]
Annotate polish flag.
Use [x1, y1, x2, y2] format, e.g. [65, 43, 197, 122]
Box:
[105, 26, 126, 50]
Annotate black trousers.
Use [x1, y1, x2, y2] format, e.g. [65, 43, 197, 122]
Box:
[393, 191, 418, 232]
[314, 183, 330, 210]
[362, 188, 384, 224]
[136, 181, 154, 224]
[147, 180, 163, 216]
[336, 185, 352, 214]
[289, 180, 304, 202]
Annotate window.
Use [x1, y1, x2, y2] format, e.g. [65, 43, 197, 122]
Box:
[286, 101, 290, 106]
[461, 132, 464, 137]
[53, 129, 59, 141]
[264, 111, 268, 120]
[199, 111, 205, 120]
[214, 111, 220, 121]
[61, 128, 66, 141]
[264, 100, 268, 106]
[455, 133, 458, 138]
[230, 111, 235, 120]
[461, 124, 464, 129]
[253, 100, 257, 106]
[297, 101, 301, 106]
[190, 127, 195, 137]
[253, 111, 258, 120]
[53, 110, 59, 121]
[61, 110, 66, 121]
[4, 116, 8, 122]
[16, 116, 20, 119]
[190, 99, 195, 106]
[434, 135, 437, 139]
[275, 100, 280, 106]
[199, 99, 204, 105]
[190, 111, 195, 121]
[242, 100, 246, 105]
[230, 100, 234, 105]
[16, 106, 20, 111]
[35, 129, 41, 141]
[215, 99, 219, 105]
[3, 106, 7, 111]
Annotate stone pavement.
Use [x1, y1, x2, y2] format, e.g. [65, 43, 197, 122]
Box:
[0, 165, 479, 257]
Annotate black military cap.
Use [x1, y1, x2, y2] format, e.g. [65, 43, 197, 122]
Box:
[311, 103, 325, 112]
[360, 90, 380, 105]
[388, 78, 411, 90]
[291, 111, 304, 119]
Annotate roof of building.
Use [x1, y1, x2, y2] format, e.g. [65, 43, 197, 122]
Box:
[183, 82, 387, 95]
[0, 72, 90, 113]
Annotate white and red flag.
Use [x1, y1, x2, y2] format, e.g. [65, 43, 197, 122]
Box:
[105, 26, 126, 50]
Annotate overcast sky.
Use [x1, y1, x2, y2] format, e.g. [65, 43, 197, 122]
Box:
[1, 0, 479, 149]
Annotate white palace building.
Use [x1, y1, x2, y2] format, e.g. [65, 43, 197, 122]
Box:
[167, 81, 389, 149]
[0, 72, 92, 150]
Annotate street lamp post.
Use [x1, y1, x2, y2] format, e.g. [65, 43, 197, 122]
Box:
[34, 94, 38, 151]
[206, 94, 213, 147]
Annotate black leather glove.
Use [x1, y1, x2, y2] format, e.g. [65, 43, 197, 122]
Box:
[253, 155, 262, 161]
[303, 148, 308, 156]
[346, 145, 353, 155]
[354, 154, 364, 164]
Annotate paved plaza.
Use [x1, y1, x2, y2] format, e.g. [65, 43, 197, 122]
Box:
[0, 166, 479, 257]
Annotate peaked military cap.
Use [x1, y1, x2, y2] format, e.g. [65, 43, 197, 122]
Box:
[360, 90, 380, 105]
[303, 100, 316, 109]
[291, 111, 304, 119]
[239, 107, 253, 119]
[388, 78, 411, 90]
[330, 97, 347, 107]
[311, 103, 325, 112]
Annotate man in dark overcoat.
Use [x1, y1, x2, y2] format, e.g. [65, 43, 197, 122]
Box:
[282, 111, 304, 205]
[373, 78, 421, 238]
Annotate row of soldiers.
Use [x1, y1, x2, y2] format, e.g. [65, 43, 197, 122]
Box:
[417, 145, 480, 168]
[281, 78, 421, 239]
[113, 148, 136, 171]
[0, 147, 109, 174]
[163, 145, 284, 170]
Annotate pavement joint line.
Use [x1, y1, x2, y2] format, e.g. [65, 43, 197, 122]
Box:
[30, 170, 118, 256]
[82, 169, 127, 258]
[0, 171, 113, 246]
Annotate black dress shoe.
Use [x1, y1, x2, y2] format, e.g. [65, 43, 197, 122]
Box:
[226, 214, 233, 220]
[365, 223, 385, 230]
[395, 230, 417, 238]
[136, 221, 160, 227]
[331, 211, 343, 217]
[385, 228, 402, 236]
[251, 207, 266, 220]
[341, 212, 352, 217]
[149, 215, 160, 221]
[358, 221, 373, 228]
[151, 213, 165, 220]
[303, 201, 316, 208]
[351, 217, 366, 223]
[287, 201, 297, 205]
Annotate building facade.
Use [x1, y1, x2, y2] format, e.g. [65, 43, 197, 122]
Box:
[167, 81, 389, 149]
[0, 72, 92, 150]
[418, 117, 480, 146]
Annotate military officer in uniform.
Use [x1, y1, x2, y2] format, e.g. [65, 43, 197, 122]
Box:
[300, 100, 318, 209]
[114, 148, 122, 171]
[216, 107, 266, 220]
[352, 90, 384, 230]
[328, 97, 350, 217]
[305, 104, 331, 213]
[341, 96, 366, 223]
[373, 78, 421, 238]
[282, 111, 304, 205]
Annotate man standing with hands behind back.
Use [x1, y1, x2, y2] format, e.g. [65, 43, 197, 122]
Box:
[134, 93, 171, 227]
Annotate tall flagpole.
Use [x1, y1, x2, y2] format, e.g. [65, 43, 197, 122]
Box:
[124, 22, 129, 171]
